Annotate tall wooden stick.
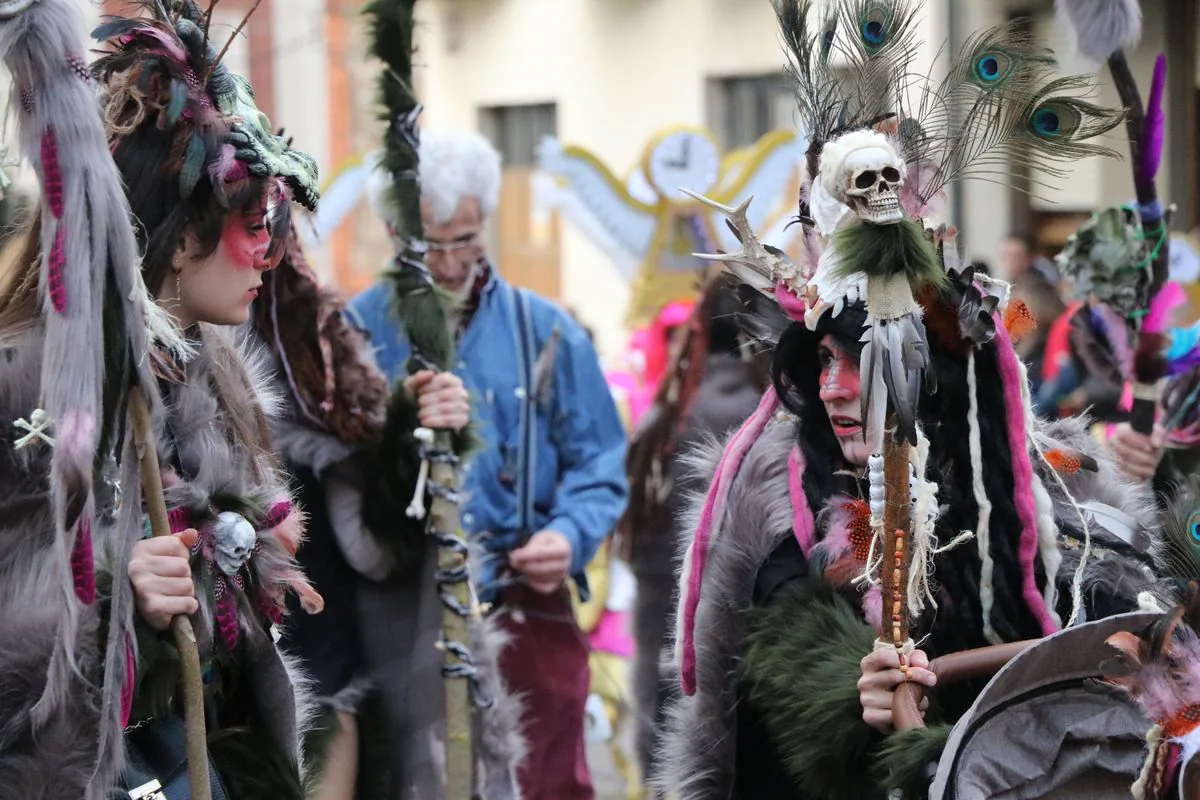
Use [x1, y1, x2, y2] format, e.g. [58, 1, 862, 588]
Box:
[881, 422, 913, 652]
[365, 0, 476, 793]
[130, 390, 211, 800]
[432, 455, 475, 799]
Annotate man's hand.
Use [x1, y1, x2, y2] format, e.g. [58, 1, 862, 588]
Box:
[130, 529, 199, 631]
[508, 530, 573, 594]
[404, 370, 470, 432]
[1108, 422, 1165, 483]
[858, 648, 937, 733]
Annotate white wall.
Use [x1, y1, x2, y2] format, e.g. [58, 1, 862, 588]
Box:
[415, 0, 796, 360]
[270, 0, 334, 280]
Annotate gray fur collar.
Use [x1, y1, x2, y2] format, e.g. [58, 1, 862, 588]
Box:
[657, 410, 1166, 799]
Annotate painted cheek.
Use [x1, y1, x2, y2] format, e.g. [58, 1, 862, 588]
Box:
[220, 217, 271, 271]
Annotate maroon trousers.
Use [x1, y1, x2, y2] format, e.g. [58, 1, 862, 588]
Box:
[496, 585, 594, 800]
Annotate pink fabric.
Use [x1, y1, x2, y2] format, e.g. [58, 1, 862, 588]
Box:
[787, 445, 817, 558]
[995, 323, 1059, 637]
[775, 282, 808, 322]
[589, 610, 633, 658]
[680, 388, 780, 695]
[120, 633, 135, 728]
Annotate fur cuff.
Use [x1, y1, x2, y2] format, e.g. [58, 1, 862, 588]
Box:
[743, 582, 881, 798]
[875, 724, 952, 799]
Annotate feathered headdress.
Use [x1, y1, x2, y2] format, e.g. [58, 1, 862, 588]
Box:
[92, 0, 319, 244]
[677, 0, 1126, 695]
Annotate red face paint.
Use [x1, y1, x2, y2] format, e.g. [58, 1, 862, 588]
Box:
[220, 207, 271, 271]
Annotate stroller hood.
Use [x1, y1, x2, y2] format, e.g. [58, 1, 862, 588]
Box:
[930, 612, 1158, 799]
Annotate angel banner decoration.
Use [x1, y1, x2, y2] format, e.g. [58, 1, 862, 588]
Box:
[536, 126, 808, 326]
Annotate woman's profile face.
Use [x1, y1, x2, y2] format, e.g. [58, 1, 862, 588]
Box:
[818, 333, 871, 467]
[170, 203, 275, 328]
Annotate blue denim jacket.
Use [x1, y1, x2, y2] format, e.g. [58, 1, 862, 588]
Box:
[349, 272, 628, 599]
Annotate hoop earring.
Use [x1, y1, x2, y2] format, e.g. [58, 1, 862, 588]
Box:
[165, 265, 183, 310]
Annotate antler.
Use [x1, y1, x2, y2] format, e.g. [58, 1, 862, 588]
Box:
[682, 189, 805, 297]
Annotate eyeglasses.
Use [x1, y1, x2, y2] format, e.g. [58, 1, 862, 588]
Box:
[426, 231, 482, 253]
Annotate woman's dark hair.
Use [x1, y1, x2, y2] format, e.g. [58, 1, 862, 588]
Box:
[773, 298, 1044, 715]
[111, 124, 270, 297]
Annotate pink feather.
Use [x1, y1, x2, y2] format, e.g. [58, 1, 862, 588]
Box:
[215, 582, 240, 650]
[208, 144, 242, 184]
[260, 499, 293, 531]
[120, 634, 135, 728]
[47, 225, 66, 313]
[811, 499, 856, 566]
[283, 570, 325, 614]
[1145, 280, 1186, 336]
[265, 505, 306, 557]
[40, 127, 63, 218]
[167, 505, 192, 534]
[131, 25, 189, 64]
[70, 518, 95, 605]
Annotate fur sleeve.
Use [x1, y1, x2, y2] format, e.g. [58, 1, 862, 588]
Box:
[1033, 415, 1173, 609]
[742, 581, 882, 798]
[323, 458, 396, 581]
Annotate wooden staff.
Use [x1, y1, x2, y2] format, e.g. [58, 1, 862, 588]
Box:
[881, 422, 913, 655]
[131, 391, 211, 800]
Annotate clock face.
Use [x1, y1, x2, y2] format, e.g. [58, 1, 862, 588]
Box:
[645, 130, 720, 201]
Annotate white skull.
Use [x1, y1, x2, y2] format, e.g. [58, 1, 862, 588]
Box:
[841, 145, 905, 225]
[213, 511, 256, 576]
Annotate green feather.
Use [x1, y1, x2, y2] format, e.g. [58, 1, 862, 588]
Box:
[831, 218, 945, 290]
[166, 78, 188, 125]
[179, 133, 206, 200]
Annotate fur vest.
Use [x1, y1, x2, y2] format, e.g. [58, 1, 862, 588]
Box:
[0, 325, 314, 799]
[657, 411, 1170, 800]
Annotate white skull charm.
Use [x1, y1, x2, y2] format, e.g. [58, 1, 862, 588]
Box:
[842, 146, 905, 225]
[213, 511, 256, 576]
[818, 129, 906, 227]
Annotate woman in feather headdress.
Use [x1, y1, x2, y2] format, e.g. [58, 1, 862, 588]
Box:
[0, 1, 326, 797]
[659, 2, 1183, 798]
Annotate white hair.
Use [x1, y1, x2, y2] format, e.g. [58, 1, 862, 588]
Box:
[367, 130, 503, 228]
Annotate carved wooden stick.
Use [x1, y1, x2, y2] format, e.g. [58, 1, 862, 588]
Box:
[882, 422, 913, 652]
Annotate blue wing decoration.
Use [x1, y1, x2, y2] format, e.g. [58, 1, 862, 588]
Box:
[535, 137, 657, 282]
[712, 130, 809, 253]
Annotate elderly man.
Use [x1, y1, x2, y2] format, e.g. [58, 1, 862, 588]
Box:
[352, 131, 628, 800]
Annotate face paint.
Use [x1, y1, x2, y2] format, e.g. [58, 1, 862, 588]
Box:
[170, 199, 275, 328]
[220, 207, 271, 271]
[817, 334, 870, 467]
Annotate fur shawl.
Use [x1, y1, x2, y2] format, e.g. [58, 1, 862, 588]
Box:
[0, 325, 316, 798]
[657, 411, 1169, 799]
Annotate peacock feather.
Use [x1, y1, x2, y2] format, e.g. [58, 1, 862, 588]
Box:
[774, 0, 1126, 206]
[1158, 476, 1200, 590]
